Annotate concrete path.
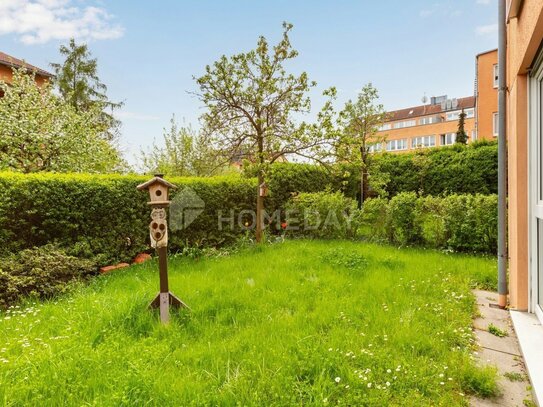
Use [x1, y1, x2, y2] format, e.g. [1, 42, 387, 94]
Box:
[470, 290, 535, 407]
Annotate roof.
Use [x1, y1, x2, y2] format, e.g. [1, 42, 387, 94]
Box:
[476, 48, 498, 58]
[0, 51, 53, 78]
[137, 176, 177, 191]
[386, 96, 476, 122]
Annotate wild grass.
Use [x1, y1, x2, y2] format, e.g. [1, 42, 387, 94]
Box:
[0, 240, 498, 406]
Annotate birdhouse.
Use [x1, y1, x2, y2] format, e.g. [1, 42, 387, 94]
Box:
[259, 182, 268, 197]
[137, 174, 177, 207]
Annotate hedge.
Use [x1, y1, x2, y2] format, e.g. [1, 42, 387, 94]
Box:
[246, 141, 498, 201]
[360, 193, 498, 254]
[0, 172, 257, 264]
[372, 141, 498, 197]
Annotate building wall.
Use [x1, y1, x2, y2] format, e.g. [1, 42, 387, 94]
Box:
[375, 116, 475, 151]
[476, 49, 499, 140]
[506, 0, 543, 310]
[0, 64, 49, 88]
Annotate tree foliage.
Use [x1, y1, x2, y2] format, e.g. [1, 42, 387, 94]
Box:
[194, 22, 335, 242]
[455, 109, 468, 144]
[0, 68, 125, 173]
[335, 83, 388, 205]
[51, 38, 122, 141]
[139, 115, 222, 176]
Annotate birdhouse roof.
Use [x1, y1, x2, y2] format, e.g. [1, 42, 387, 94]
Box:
[137, 176, 177, 191]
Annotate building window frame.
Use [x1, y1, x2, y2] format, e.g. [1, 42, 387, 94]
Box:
[411, 135, 435, 148]
[493, 112, 499, 137]
[386, 139, 408, 152]
[493, 64, 499, 88]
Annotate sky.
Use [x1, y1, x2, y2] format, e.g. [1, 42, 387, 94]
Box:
[0, 0, 498, 166]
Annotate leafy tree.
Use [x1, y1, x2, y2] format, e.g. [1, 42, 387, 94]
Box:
[0, 68, 125, 173]
[194, 22, 335, 242]
[335, 83, 388, 206]
[455, 109, 468, 144]
[139, 115, 222, 176]
[50, 38, 122, 141]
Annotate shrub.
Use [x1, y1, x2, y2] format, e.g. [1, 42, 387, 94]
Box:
[360, 193, 498, 254]
[359, 197, 388, 242]
[0, 172, 256, 264]
[0, 245, 96, 308]
[387, 192, 422, 246]
[284, 191, 361, 239]
[367, 141, 498, 197]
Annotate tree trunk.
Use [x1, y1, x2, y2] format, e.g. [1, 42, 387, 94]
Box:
[255, 133, 265, 244]
[256, 170, 264, 243]
[360, 166, 364, 208]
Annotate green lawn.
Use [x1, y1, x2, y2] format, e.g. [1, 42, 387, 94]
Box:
[0, 241, 498, 406]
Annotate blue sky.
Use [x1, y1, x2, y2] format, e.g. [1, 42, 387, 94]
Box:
[1, 0, 498, 165]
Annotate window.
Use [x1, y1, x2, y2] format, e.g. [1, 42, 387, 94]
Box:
[368, 143, 382, 153]
[441, 133, 456, 146]
[386, 139, 408, 151]
[378, 123, 392, 131]
[493, 64, 499, 88]
[446, 108, 474, 121]
[419, 116, 440, 125]
[393, 120, 416, 129]
[493, 112, 499, 137]
[412, 135, 435, 148]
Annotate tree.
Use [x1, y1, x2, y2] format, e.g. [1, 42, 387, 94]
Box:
[51, 38, 122, 141]
[139, 115, 221, 176]
[0, 68, 125, 173]
[455, 109, 468, 144]
[194, 22, 335, 243]
[335, 83, 388, 206]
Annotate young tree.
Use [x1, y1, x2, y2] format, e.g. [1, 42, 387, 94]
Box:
[0, 68, 125, 173]
[51, 39, 122, 141]
[455, 109, 468, 144]
[139, 115, 220, 176]
[335, 83, 388, 206]
[194, 22, 334, 243]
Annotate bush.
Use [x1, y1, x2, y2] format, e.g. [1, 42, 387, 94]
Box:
[284, 191, 361, 239]
[371, 141, 497, 197]
[360, 193, 498, 253]
[0, 172, 256, 264]
[0, 245, 96, 308]
[244, 142, 497, 203]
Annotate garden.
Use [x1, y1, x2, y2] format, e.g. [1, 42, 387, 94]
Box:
[0, 241, 497, 406]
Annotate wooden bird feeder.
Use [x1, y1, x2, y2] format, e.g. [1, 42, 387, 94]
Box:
[259, 182, 269, 197]
[137, 174, 188, 323]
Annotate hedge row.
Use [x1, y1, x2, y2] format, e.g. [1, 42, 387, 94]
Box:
[0, 172, 257, 264]
[253, 141, 498, 201]
[360, 193, 498, 253]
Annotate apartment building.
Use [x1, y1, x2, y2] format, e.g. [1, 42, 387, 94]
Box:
[373, 50, 498, 152]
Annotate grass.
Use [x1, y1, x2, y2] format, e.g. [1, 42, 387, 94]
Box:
[0, 240, 498, 406]
[488, 323, 508, 338]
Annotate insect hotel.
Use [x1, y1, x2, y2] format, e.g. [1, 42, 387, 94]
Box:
[137, 174, 188, 323]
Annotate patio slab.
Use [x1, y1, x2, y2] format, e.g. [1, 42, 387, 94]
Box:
[470, 290, 535, 407]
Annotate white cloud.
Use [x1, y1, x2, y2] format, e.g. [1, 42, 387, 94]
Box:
[0, 0, 124, 44]
[116, 111, 160, 121]
[476, 23, 498, 35]
[476, 0, 493, 4]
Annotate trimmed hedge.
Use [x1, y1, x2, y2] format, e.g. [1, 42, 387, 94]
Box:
[360, 193, 498, 253]
[372, 141, 498, 197]
[0, 172, 256, 264]
[246, 141, 498, 201]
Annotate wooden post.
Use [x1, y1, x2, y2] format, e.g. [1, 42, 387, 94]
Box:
[137, 175, 189, 323]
